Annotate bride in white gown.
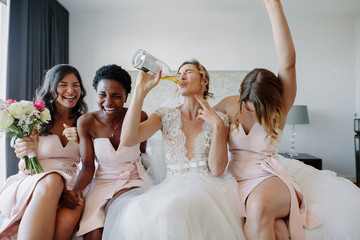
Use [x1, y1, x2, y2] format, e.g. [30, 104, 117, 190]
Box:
[103, 60, 245, 240]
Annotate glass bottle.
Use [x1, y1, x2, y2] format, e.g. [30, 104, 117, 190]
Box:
[132, 49, 183, 85]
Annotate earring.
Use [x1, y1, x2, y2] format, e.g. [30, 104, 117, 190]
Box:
[201, 80, 206, 87]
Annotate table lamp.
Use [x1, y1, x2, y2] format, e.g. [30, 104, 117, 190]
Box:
[286, 105, 310, 157]
[355, 118, 360, 186]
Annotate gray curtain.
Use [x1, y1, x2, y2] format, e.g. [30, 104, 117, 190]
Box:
[6, 0, 69, 177]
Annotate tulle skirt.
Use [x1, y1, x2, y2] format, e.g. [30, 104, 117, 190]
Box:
[103, 172, 245, 240]
[279, 156, 360, 240]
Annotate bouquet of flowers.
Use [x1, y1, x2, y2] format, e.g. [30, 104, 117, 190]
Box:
[0, 99, 51, 175]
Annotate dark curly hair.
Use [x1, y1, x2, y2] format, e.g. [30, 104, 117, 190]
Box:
[93, 64, 132, 94]
[36, 64, 88, 136]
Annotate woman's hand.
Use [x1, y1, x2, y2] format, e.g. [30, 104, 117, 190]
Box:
[195, 94, 229, 176]
[62, 124, 79, 143]
[13, 136, 36, 159]
[14, 136, 36, 174]
[195, 94, 225, 128]
[60, 190, 84, 209]
[135, 70, 161, 96]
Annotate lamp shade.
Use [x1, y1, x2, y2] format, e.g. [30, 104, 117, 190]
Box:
[355, 119, 360, 134]
[286, 105, 310, 124]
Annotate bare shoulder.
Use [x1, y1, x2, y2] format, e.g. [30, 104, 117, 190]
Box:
[214, 95, 240, 113]
[77, 111, 98, 127]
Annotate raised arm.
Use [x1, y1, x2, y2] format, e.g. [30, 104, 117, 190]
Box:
[139, 111, 149, 153]
[264, 0, 296, 115]
[121, 71, 162, 147]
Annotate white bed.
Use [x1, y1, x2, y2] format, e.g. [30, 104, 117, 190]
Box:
[279, 156, 360, 239]
[142, 133, 360, 240]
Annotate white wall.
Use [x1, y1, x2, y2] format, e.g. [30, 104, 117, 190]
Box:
[68, 9, 357, 177]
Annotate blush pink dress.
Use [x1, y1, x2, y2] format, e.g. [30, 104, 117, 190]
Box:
[0, 135, 80, 239]
[228, 122, 321, 240]
[76, 139, 152, 237]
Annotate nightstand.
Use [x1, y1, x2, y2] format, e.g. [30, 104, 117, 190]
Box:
[278, 153, 322, 170]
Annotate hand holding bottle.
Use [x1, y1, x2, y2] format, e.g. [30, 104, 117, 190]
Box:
[132, 49, 183, 85]
[135, 70, 162, 97]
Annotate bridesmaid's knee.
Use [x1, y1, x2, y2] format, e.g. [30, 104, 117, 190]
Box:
[34, 173, 65, 197]
[246, 196, 271, 223]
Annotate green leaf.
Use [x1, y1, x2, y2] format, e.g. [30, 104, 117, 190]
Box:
[6, 131, 17, 138]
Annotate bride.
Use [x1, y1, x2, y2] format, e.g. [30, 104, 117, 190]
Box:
[103, 60, 244, 240]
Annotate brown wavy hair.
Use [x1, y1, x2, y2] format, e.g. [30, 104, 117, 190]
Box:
[177, 59, 214, 100]
[235, 68, 283, 144]
[35, 64, 88, 136]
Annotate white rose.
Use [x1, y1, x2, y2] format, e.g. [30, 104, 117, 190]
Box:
[7, 102, 26, 118]
[20, 100, 36, 115]
[40, 108, 51, 122]
[0, 110, 14, 129]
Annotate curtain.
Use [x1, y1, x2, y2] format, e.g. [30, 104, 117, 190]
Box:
[6, 0, 69, 177]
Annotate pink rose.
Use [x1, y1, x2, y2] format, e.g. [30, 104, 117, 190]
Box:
[6, 99, 19, 105]
[34, 100, 46, 111]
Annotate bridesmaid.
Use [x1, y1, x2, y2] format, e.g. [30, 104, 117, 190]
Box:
[0, 64, 87, 240]
[215, 0, 321, 239]
[71, 64, 151, 239]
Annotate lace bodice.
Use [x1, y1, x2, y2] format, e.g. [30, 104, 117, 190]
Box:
[155, 108, 229, 176]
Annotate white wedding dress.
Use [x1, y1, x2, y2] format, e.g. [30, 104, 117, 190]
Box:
[103, 107, 245, 240]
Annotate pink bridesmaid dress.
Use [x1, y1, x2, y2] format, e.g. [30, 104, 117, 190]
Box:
[0, 135, 80, 238]
[228, 122, 321, 240]
[76, 138, 152, 237]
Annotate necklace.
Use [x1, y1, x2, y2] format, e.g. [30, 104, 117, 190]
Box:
[103, 114, 124, 138]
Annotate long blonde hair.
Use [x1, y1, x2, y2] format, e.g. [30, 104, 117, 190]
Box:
[235, 68, 283, 144]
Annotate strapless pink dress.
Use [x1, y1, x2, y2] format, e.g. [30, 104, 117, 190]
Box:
[76, 138, 152, 236]
[228, 122, 321, 240]
[0, 135, 80, 238]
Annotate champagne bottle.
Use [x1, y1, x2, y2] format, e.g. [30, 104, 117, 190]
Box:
[132, 49, 183, 85]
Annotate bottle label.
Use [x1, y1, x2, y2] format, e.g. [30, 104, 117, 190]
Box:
[140, 67, 149, 73]
[132, 49, 164, 76]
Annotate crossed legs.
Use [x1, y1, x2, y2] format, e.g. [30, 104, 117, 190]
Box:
[244, 176, 291, 240]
